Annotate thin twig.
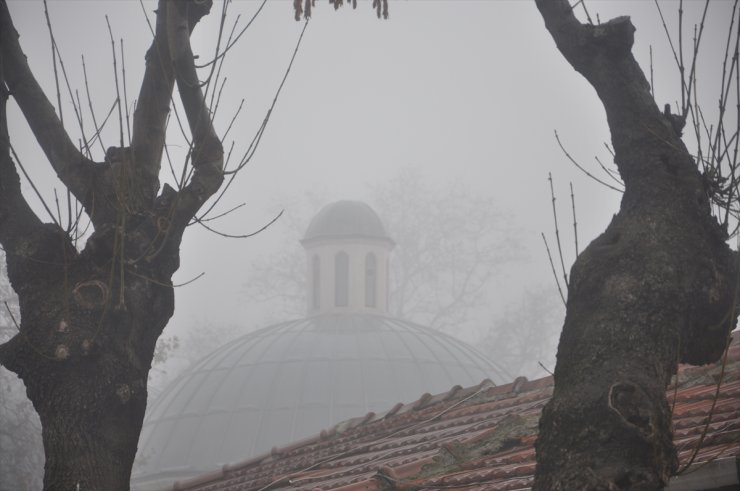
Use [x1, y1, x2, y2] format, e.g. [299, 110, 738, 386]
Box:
[548, 173, 569, 289]
[541, 232, 566, 305]
[9, 144, 60, 227]
[194, 209, 284, 239]
[197, 202, 246, 223]
[43, 0, 63, 125]
[570, 182, 579, 256]
[53, 189, 63, 226]
[196, 19, 309, 224]
[105, 16, 124, 147]
[654, 0, 683, 91]
[82, 55, 107, 155]
[594, 155, 623, 186]
[121, 39, 132, 145]
[570, 0, 593, 25]
[538, 361, 554, 376]
[195, 0, 269, 69]
[226, 18, 310, 175]
[682, 1, 710, 118]
[554, 131, 623, 193]
[650, 45, 655, 98]
[678, 0, 685, 111]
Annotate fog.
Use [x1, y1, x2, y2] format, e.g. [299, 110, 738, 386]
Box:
[1, 0, 737, 486]
[5, 0, 734, 390]
[8, 0, 718, 341]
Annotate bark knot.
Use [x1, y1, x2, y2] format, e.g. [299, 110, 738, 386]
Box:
[81, 338, 93, 356]
[116, 384, 132, 404]
[54, 344, 69, 360]
[608, 382, 654, 437]
[73, 280, 109, 309]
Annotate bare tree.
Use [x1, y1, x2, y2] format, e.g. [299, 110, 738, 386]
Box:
[377, 170, 520, 331]
[533, 1, 738, 489]
[0, 1, 303, 488]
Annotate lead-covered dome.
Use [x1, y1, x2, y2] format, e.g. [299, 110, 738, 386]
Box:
[132, 314, 506, 488]
[303, 200, 392, 243]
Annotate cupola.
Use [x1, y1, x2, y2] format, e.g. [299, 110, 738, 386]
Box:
[301, 201, 394, 315]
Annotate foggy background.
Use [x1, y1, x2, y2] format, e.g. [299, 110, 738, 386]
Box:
[1, 0, 735, 487]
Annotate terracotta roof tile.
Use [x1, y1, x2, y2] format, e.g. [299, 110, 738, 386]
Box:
[168, 336, 740, 491]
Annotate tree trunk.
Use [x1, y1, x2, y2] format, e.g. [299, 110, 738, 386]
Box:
[533, 2, 737, 490]
[0, 221, 177, 489]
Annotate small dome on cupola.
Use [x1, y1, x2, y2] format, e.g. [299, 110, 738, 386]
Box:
[302, 200, 393, 245]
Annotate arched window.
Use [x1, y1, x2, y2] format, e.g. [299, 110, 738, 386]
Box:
[335, 251, 349, 307]
[312, 254, 321, 310]
[365, 253, 377, 308]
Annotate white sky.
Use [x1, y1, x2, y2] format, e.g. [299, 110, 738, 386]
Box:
[5, 0, 736, 347]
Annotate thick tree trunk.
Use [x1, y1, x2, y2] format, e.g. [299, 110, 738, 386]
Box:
[0, 221, 177, 489]
[533, 2, 738, 490]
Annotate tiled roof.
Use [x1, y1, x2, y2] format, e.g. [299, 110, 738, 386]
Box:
[165, 338, 740, 491]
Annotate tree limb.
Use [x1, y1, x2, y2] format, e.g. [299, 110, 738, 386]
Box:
[0, 27, 69, 286]
[535, 0, 677, 180]
[166, 0, 224, 230]
[130, 0, 205, 210]
[0, 0, 95, 207]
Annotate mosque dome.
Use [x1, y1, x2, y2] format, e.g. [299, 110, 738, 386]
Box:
[302, 200, 392, 244]
[132, 314, 506, 488]
[132, 200, 507, 490]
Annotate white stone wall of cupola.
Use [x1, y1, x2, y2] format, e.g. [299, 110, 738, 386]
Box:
[304, 239, 391, 315]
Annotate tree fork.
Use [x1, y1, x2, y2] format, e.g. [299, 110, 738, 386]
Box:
[533, 1, 737, 489]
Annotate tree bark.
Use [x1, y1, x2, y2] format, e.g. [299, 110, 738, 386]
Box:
[533, 1, 737, 490]
[0, 1, 222, 489]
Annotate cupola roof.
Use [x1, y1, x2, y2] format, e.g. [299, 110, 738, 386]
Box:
[302, 200, 393, 244]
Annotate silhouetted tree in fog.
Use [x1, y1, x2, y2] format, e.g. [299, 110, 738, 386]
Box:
[533, 1, 738, 489]
[0, 1, 302, 488]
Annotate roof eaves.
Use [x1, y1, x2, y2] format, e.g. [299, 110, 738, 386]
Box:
[665, 457, 739, 490]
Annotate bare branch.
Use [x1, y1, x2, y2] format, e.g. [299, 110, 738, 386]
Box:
[167, 0, 224, 228]
[0, 30, 65, 294]
[130, 0, 176, 207]
[548, 173, 569, 289]
[105, 16, 124, 148]
[196, 18, 309, 224]
[120, 39, 131, 145]
[193, 209, 283, 239]
[541, 233, 566, 306]
[0, 0, 94, 206]
[570, 182, 579, 256]
[554, 131, 624, 192]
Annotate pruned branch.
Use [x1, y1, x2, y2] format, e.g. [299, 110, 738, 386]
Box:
[166, 0, 224, 229]
[0, 24, 64, 293]
[0, 0, 94, 208]
[130, 0, 176, 208]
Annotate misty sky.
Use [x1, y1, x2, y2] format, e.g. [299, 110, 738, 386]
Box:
[5, 0, 735, 349]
